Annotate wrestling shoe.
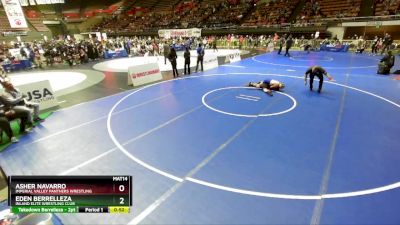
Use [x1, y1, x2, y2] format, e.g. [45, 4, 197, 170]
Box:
[34, 117, 45, 122]
[248, 82, 256, 87]
[11, 137, 19, 143]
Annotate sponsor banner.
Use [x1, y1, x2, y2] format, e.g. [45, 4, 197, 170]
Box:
[19, 0, 28, 6]
[17, 80, 58, 110]
[158, 28, 201, 38]
[73, 34, 84, 41]
[8, 48, 21, 57]
[101, 33, 107, 41]
[43, 20, 61, 25]
[203, 54, 219, 71]
[2, 31, 28, 36]
[342, 21, 400, 27]
[1, 0, 28, 28]
[226, 50, 241, 63]
[103, 49, 128, 59]
[128, 63, 162, 87]
[320, 44, 349, 52]
[95, 32, 101, 41]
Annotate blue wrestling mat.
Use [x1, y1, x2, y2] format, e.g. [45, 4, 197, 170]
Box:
[1, 51, 399, 224]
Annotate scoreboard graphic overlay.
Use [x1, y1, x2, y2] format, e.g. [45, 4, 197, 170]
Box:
[8, 176, 132, 214]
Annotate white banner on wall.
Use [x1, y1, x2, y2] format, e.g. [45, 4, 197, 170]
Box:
[19, 0, 28, 6]
[203, 54, 219, 71]
[158, 28, 201, 38]
[225, 50, 241, 63]
[8, 48, 21, 58]
[95, 32, 102, 41]
[101, 33, 107, 41]
[1, 0, 28, 28]
[342, 20, 400, 27]
[2, 31, 27, 37]
[17, 80, 59, 110]
[73, 34, 84, 41]
[128, 63, 163, 87]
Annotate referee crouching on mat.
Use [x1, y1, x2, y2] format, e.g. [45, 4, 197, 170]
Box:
[304, 66, 333, 93]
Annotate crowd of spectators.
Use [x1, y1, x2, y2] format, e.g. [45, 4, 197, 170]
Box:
[90, 0, 369, 32]
[0, 35, 182, 70]
[0, 34, 311, 71]
[295, 0, 324, 26]
[207, 0, 257, 27]
[91, 0, 381, 32]
[242, 0, 299, 27]
[294, 0, 360, 26]
[1, 32, 397, 74]
[0, 34, 284, 73]
[373, 0, 400, 16]
[0, 39, 106, 70]
[0, 36, 197, 71]
[92, 0, 259, 33]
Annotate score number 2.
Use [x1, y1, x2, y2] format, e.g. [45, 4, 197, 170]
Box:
[117, 184, 127, 205]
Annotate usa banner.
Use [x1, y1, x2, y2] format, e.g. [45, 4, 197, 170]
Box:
[17, 80, 59, 110]
[158, 28, 201, 38]
[1, 0, 28, 28]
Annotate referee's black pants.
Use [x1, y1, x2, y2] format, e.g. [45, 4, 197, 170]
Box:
[310, 73, 324, 92]
[184, 60, 190, 75]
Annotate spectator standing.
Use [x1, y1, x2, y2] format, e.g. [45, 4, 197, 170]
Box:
[212, 38, 218, 52]
[163, 41, 170, 65]
[267, 36, 274, 53]
[381, 33, 393, 54]
[356, 36, 366, 54]
[371, 36, 379, 55]
[196, 44, 205, 72]
[184, 47, 191, 75]
[284, 35, 293, 57]
[277, 35, 286, 55]
[168, 47, 179, 78]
